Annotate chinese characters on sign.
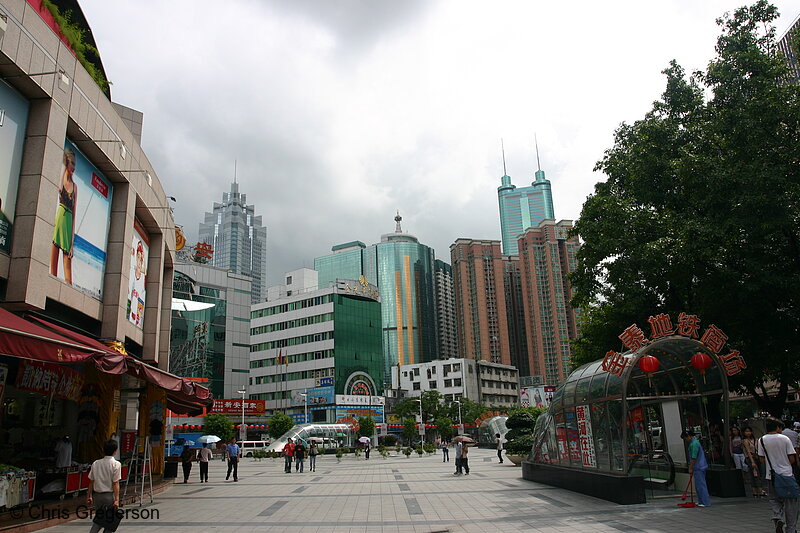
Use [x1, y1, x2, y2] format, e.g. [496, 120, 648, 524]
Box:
[210, 399, 266, 415]
[15, 360, 84, 401]
[193, 242, 214, 260]
[601, 312, 746, 377]
[576, 405, 596, 468]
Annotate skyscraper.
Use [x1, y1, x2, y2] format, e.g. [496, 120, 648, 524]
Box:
[517, 220, 581, 385]
[497, 161, 555, 255]
[198, 181, 267, 303]
[450, 239, 513, 365]
[314, 214, 438, 380]
[434, 260, 458, 360]
[778, 12, 800, 83]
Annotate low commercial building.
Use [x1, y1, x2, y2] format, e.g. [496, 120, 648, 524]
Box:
[249, 269, 384, 423]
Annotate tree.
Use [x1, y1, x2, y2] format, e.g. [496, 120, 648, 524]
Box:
[571, 1, 800, 416]
[357, 416, 375, 439]
[267, 413, 295, 440]
[394, 390, 444, 422]
[401, 417, 418, 446]
[444, 397, 488, 425]
[434, 416, 454, 441]
[203, 413, 234, 443]
[504, 407, 545, 456]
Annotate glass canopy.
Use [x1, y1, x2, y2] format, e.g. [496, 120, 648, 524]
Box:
[530, 336, 730, 474]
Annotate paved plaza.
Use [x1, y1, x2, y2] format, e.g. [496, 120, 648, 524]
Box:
[41, 447, 777, 532]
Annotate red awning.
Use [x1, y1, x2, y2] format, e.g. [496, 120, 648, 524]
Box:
[5, 311, 213, 414]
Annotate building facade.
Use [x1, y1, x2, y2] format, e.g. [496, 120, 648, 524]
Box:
[434, 259, 458, 360]
[198, 181, 267, 304]
[390, 358, 519, 408]
[497, 168, 554, 255]
[517, 220, 581, 385]
[250, 270, 384, 423]
[314, 214, 438, 380]
[450, 239, 512, 365]
[170, 262, 252, 399]
[778, 12, 800, 83]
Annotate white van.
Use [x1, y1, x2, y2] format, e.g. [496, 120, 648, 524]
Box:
[239, 440, 271, 457]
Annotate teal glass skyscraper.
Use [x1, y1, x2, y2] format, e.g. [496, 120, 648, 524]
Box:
[314, 214, 438, 380]
[497, 166, 555, 255]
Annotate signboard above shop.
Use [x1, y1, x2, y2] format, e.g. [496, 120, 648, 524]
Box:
[210, 399, 266, 415]
[335, 394, 385, 406]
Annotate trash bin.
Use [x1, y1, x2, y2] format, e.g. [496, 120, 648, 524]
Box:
[163, 460, 178, 479]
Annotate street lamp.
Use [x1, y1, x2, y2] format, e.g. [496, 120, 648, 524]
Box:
[299, 390, 308, 424]
[413, 398, 424, 446]
[237, 388, 246, 441]
[453, 400, 463, 435]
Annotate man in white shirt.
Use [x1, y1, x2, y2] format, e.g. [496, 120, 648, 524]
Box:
[782, 420, 800, 451]
[87, 439, 122, 533]
[759, 418, 799, 533]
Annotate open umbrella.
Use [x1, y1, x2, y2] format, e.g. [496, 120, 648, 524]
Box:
[182, 440, 195, 446]
[197, 435, 221, 444]
[453, 436, 474, 444]
[358, 436, 371, 443]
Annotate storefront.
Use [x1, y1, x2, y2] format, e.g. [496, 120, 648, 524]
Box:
[0, 307, 212, 506]
[524, 312, 747, 504]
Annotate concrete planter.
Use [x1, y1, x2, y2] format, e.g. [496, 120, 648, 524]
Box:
[506, 454, 524, 466]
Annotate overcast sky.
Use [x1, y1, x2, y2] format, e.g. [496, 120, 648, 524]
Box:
[81, 0, 798, 286]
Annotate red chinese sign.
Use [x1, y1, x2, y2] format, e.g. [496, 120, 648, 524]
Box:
[576, 405, 596, 468]
[15, 360, 84, 401]
[193, 242, 214, 260]
[210, 399, 266, 415]
[604, 312, 746, 377]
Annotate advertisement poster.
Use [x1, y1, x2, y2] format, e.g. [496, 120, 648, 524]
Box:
[50, 140, 113, 300]
[0, 81, 29, 254]
[576, 404, 597, 468]
[127, 218, 150, 327]
[521, 387, 549, 408]
[335, 406, 384, 422]
[15, 360, 84, 401]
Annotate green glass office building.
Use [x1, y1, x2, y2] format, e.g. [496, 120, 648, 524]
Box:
[497, 169, 555, 255]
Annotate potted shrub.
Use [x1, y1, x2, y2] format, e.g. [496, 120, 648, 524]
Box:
[504, 407, 544, 466]
[403, 447, 412, 458]
[423, 443, 436, 455]
[415, 445, 424, 457]
[336, 448, 344, 463]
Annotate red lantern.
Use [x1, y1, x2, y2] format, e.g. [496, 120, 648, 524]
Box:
[638, 354, 660, 387]
[691, 352, 713, 383]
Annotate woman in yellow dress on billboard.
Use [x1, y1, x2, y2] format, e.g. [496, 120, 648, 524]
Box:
[50, 149, 77, 284]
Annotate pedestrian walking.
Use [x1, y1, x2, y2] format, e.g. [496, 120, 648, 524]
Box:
[732, 427, 746, 472]
[681, 429, 710, 507]
[496, 433, 504, 464]
[284, 438, 295, 473]
[758, 417, 800, 533]
[295, 440, 306, 473]
[309, 441, 318, 472]
[180, 445, 196, 483]
[198, 443, 213, 482]
[226, 439, 241, 482]
[461, 442, 470, 475]
[453, 440, 463, 475]
[441, 441, 449, 462]
[365, 442, 371, 460]
[743, 426, 767, 498]
[87, 439, 122, 533]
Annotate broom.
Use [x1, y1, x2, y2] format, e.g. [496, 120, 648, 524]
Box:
[678, 472, 696, 508]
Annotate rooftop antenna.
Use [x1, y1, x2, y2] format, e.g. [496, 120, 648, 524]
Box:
[534, 134, 542, 171]
[234, 160, 237, 184]
[395, 210, 403, 233]
[501, 138, 508, 176]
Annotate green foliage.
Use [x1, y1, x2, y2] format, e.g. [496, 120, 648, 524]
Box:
[401, 417, 418, 445]
[415, 445, 424, 456]
[267, 413, 295, 439]
[203, 413, 234, 443]
[505, 433, 535, 456]
[443, 397, 488, 425]
[422, 442, 436, 455]
[268, 450, 280, 460]
[402, 447, 412, 457]
[336, 448, 344, 459]
[395, 445, 402, 454]
[381, 435, 398, 447]
[41, 0, 109, 93]
[434, 416, 454, 441]
[252, 450, 267, 460]
[504, 407, 543, 453]
[357, 416, 375, 438]
[571, 1, 800, 417]
[506, 407, 545, 430]
[380, 449, 390, 459]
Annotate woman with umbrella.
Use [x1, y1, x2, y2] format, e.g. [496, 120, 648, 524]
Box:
[197, 438, 218, 483]
[180, 443, 196, 483]
[359, 436, 371, 459]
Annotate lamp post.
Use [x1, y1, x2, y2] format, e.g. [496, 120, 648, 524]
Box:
[237, 388, 246, 441]
[414, 398, 424, 446]
[299, 390, 308, 424]
[453, 400, 463, 435]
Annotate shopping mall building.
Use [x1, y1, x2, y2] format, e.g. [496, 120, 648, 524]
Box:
[0, 0, 211, 510]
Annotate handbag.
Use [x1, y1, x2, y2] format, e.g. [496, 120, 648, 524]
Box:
[761, 437, 800, 499]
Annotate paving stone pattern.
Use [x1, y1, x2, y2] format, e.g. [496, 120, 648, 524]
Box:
[43, 447, 777, 532]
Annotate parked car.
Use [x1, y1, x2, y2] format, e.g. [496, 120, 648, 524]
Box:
[239, 440, 271, 457]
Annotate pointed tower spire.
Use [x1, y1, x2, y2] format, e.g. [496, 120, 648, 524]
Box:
[394, 210, 403, 233]
[501, 138, 508, 176]
[500, 139, 512, 188]
[535, 134, 541, 171]
[234, 160, 238, 184]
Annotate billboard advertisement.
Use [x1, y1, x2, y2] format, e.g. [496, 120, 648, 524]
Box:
[127, 218, 150, 327]
[209, 399, 266, 415]
[0, 81, 29, 254]
[50, 140, 113, 300]
[520, 387, 549, 408]
[335, 406, 384, 422]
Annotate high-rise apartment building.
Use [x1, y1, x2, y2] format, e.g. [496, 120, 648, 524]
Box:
[497, 167, 554, 255]
[450, 239, 513, 366]
[198, 181, 267, 303]
[314, 214, 438, 380]
[778, 13, 800, 83]
[434, 260, 458, 360]
[517, 220, 581, 385]
[503, 258, 530, 377]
